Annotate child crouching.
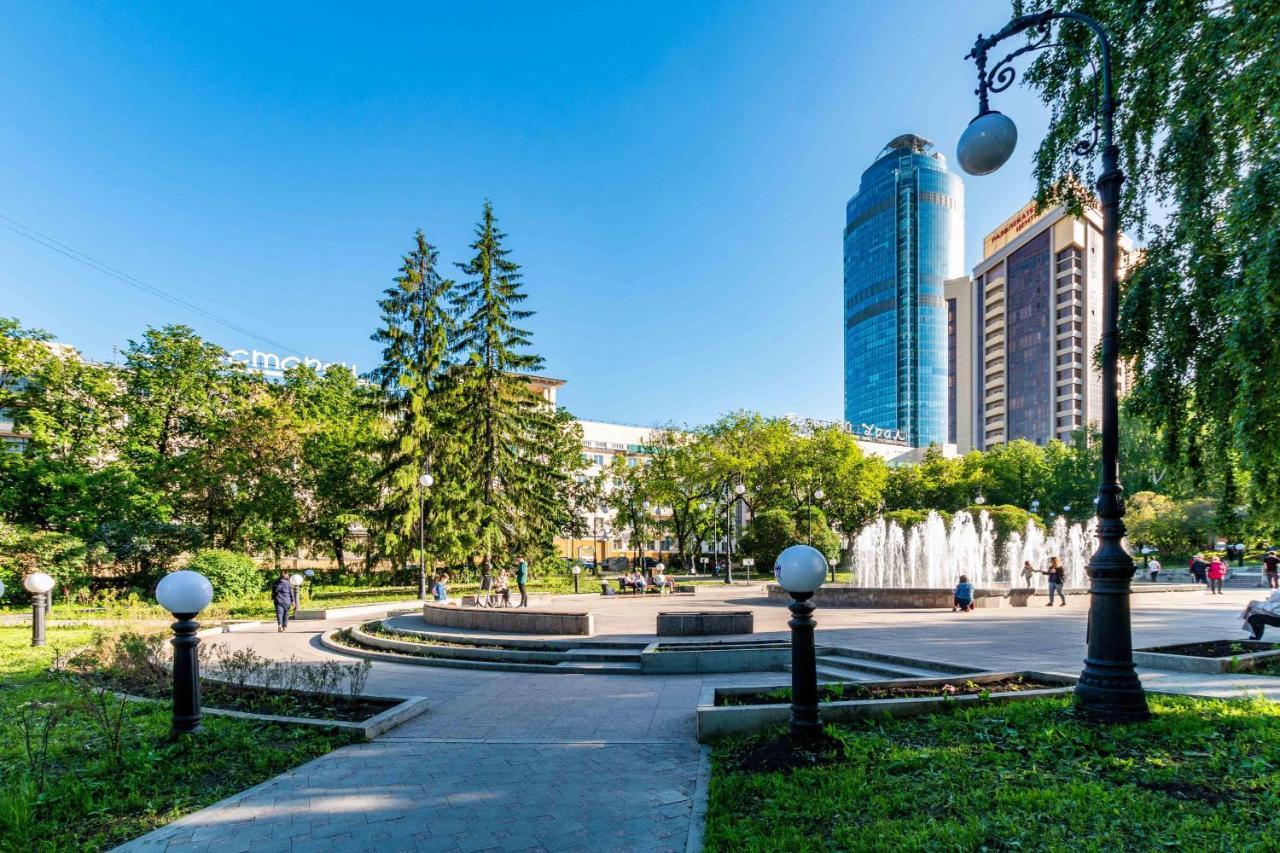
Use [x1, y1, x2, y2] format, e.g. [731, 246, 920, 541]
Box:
[953, 576, 975, 612]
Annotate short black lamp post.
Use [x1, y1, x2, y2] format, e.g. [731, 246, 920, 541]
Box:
[828, 557, 838, 585]
[156, 569, 215, 736]
[23, 572, 54, 647]
[774, 544, 828, 740]
[958, 9, 1149, 722]
[725, 483, 747, 585]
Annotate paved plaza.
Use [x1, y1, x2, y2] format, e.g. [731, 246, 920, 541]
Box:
[117, 584, 1280, 852]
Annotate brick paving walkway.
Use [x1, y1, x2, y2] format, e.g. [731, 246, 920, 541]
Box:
[115, 584, 1280, 852]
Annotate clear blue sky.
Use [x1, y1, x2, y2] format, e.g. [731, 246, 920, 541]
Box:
[0, 1, 1047, 427]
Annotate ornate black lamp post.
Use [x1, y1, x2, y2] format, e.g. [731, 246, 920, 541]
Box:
[958, 9, 1148, 722]
[156, 570, 215, 736]
[23, 572, 54, 647]
[775, 544, 828, 739]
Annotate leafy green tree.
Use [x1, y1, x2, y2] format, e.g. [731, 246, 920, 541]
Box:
[369, 230, 465, 572]
[739, 508, 799, 570]
[980, 440, 1050, 510]
[286, 365, 380, 572]
[1020, 0, 1280, 502]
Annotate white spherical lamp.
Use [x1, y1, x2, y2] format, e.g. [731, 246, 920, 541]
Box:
[304, 569, 315, 578]
[0, 579, 5, 598]
[774, 545, 828, 594]
[734, 483, 746, 495]
[420, 473, 434, 488]
[957, 110, 1018, 176]
[23, 572, 55, 594]
[156, 570, 214, 615]
[290, 573, 304, 586]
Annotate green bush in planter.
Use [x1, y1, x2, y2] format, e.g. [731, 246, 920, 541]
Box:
[183, 549, 264, 601]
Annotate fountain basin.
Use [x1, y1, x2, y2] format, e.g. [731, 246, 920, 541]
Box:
[767, 584, 1005, 609]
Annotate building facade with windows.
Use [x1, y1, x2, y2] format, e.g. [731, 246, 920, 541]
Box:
[969, 200, 1134, 449]
[843, 134, 964, 448]
[944, 275, 976, 453]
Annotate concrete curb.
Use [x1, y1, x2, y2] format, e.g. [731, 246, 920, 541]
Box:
[320, 628, 641, 674]
[1134, 645, 1280, 674]
[695, 670, 1077, 742]
[685, 744, 712, 853]
[111, 688, 430, 740]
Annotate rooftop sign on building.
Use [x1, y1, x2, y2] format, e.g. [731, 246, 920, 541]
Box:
[225, 348, 357, 378]
[982, 200, 1052, 258]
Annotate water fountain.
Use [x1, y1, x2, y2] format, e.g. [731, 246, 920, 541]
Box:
[775, 510, 1099, 608]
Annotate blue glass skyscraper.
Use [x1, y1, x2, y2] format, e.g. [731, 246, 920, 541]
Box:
[843, 134, 963, 447]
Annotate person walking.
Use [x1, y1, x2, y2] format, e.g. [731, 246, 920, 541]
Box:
[516, 556, 529, 607]
[1148, 557, 1162, 583]
[1021, 560, 1035, 589]
[1043, 558, 1067, 606]
[270, 570, 296, 632]
[1264, 551, 1280, 590]
[1207, 556, 1227, 594]
[478, 565, 493, 607]
[1190, 554, 1209, 586]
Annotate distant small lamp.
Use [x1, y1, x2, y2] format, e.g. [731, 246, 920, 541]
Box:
[155, 570, 215, 736]
[290, 573, 305, 611]
[734, 483, 746, 496]
[774, 544, 828, 740]
[827, 557, 838, 584]
[974, 494, 987, 506]
[23, 572, 54, 647]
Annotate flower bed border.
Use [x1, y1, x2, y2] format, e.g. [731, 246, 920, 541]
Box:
[1134, 640, 1280, 673]
[695, 670, 1077, 742]
[110, 687, 428, 740]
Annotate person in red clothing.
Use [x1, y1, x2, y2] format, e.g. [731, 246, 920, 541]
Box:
[1264, 551, 1280, 590]
[1207, 556, 1227, 595]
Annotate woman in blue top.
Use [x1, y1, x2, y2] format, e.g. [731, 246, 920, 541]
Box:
[432, 573, 449, 603]
[953, 575, 975, 612]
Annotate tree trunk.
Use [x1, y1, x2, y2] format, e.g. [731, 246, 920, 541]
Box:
[335, 538, 346, 572]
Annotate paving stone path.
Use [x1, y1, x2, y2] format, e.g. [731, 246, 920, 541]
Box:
[115, 585, 1280, 852]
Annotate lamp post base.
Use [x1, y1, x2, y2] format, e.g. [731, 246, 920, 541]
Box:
[1074, 540, 1149, 723]
[787, 593, 821, 740]
[170, 613, 204, 736]
[31, 593, 47, 647]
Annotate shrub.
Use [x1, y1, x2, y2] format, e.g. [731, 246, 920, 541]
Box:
[182, 549, 264, 601]
[968, 504, 1041, 541]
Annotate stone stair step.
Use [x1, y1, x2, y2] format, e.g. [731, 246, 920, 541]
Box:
[815, 654, 950, 680]
[552, 661, 642, 673]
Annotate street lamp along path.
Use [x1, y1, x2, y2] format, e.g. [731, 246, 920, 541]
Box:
[156, 570, 215, 736]
[959, 9, 1148, 723]
[774, 544, 827, 740]
[23, 572, 54, 647]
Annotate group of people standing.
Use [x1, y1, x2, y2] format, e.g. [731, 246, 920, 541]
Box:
[1188, 554, 1229, 594]
[1018, 558, 1069, 606]
[472, 558, 530, 608]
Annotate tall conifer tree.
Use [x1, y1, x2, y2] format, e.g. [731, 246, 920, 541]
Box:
[451, 201, 578, 565]
[370, 230, 464, 569]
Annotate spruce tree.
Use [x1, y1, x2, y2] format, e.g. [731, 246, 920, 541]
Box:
[451, 201, 577, 566]
[370, 230, 464, 570]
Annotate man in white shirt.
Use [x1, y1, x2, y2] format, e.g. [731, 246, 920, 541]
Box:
[1148, 558, 1161, 583]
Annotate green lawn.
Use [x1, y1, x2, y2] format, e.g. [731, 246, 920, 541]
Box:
[706, 695, 1280, 852]
[0, 624, 358, 851]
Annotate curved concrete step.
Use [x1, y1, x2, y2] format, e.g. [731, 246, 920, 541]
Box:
[814, 654, 949, 681]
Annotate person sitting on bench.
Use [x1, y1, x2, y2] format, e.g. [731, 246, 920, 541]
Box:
[1242, 590, 1280, 639]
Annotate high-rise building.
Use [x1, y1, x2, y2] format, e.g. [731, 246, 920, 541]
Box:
[843, 134, 964, 447]
[971, 199, 1134, 449]
[944, 275, 976, 452]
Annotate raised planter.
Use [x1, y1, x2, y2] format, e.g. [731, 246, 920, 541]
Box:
[421, 603, 593, 635]
[657, 610, 753, 636]
[460, 593, 552, 607]
[113, 686, 428, 740]
[695, 670, 1077, 742]
[768, 585, 1006, 609]
[1134, 639, 1280, 673]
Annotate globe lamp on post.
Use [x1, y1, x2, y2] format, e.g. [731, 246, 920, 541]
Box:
[960, 8, 1148, 722]
[156, 570, 215, 736]
[774, 545, 828, 740]
[23, 572, 54, 647]
[289, 573, 304, 613]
